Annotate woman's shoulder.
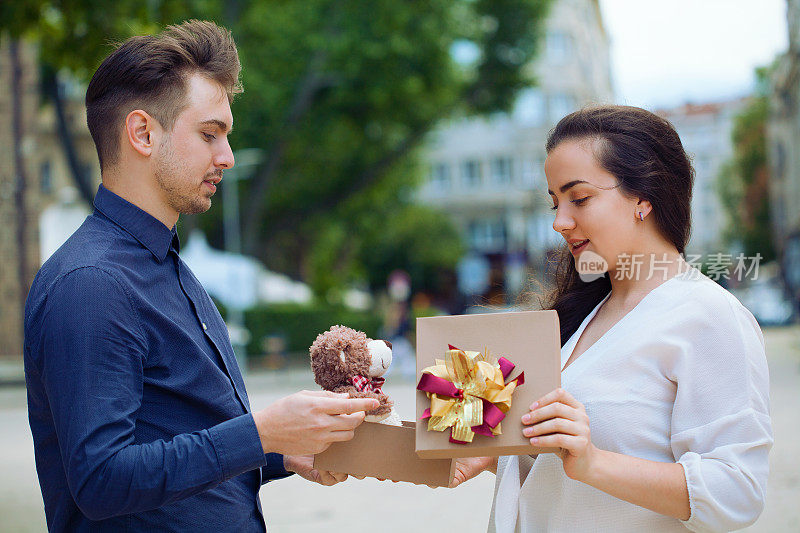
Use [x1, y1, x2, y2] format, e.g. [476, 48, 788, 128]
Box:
[660, 267, 764, 348]
[667, 268, 756, 320]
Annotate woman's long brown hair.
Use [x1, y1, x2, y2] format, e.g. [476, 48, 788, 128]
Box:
[542, 105, 694, 346]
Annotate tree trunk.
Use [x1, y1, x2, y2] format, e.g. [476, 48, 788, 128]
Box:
[240, 47, 335, 255]
[43, 66, 94, 206]
[10, 40, 30, 311]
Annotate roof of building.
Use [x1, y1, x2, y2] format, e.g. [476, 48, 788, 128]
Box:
[654, 97, 750, 119]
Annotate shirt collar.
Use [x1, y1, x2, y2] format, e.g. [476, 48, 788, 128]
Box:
[94, 184, 176, 262]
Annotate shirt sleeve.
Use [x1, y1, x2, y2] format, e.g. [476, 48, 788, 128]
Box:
[37, 267, 267, 521]
[669, 294, 773, 532]
[261, 453, 293, 484]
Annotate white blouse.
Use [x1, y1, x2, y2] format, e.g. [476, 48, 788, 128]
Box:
[488, 268, 773, 533]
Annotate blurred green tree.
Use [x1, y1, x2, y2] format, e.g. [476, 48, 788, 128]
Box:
[717, 67, 776, 262]
[0, 0, 217, 204]
[1, 0, 552, 299]
[219, 0, 552, 298]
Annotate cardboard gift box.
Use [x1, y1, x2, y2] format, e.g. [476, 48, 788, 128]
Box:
[314, 309, 560, 484]
[313, 421, 455, 487]
[415, 310, 561, 459]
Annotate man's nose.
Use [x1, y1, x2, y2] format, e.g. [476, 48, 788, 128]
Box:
[215, 139, 235, 169]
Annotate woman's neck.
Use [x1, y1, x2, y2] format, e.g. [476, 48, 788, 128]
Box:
[605, 247, 687, 309]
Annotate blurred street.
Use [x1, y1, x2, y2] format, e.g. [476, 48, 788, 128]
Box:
[0, 326, 797, 532]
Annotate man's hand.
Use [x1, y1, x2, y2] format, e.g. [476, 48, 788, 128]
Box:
[449, 456, 497, 488]
[253, 390, 379, 456]
[284, 454, 348, 486]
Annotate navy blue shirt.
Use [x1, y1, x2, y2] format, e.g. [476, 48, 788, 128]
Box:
[24, 185, 290, 532]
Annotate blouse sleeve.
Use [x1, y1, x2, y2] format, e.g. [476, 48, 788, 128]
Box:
[669, 293, 773, 533]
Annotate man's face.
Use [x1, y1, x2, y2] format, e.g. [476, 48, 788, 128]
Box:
[153, 73, 234, 218]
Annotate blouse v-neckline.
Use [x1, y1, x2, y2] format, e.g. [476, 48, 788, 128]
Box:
[560, 272, 687, 374]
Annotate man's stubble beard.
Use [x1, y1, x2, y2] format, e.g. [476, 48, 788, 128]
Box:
[154, 135, 213, 216]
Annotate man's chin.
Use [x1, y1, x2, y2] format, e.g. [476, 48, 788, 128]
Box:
[180, 198, 212, 216]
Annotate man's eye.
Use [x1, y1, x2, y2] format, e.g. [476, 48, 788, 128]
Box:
[202, 132, 216, 141]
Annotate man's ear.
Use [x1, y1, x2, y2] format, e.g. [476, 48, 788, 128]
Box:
[124, 109, 159, 157]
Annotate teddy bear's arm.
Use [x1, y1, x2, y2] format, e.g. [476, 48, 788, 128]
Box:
[332, 385, 392, 416]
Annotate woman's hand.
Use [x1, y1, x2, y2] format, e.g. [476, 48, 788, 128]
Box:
[449, 456, 497, 488]
[283, 454, 348, 486]
[521, 387, 598, 482]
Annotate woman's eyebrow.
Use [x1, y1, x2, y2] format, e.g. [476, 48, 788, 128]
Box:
[547, 179, 589, 195]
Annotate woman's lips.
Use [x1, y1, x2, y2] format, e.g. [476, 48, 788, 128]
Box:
[569, 239, 589, 255]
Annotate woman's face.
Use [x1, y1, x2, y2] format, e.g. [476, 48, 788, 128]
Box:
[544, 138, 642, 274]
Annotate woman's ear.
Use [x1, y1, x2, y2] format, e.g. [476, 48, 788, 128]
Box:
[124, 109, 159, 157]
[636, 199, 653, 221]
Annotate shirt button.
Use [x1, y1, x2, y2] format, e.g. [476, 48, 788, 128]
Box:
[202, 322, 208, 331]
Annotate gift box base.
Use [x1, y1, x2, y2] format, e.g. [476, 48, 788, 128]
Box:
[313, 421, 455, 487]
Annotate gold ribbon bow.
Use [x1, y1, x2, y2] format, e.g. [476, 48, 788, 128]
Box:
[420, 348, 521, 443]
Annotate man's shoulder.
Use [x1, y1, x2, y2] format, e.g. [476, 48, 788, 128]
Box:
[28, 216, 135, 310]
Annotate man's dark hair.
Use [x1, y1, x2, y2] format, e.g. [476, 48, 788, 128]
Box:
[86, 19, 242, 170]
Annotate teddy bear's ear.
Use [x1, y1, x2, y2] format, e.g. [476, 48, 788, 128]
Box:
[309, 331, 351, 390]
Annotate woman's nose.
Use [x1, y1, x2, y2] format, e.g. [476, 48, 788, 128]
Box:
[552, 207, 576, 234]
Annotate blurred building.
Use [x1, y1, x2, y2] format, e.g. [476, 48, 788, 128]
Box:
[417, 0, 613, 304]
[0, 38, 99, 357]
[656, 98, 748, 256]
[767, 0, 800, 306]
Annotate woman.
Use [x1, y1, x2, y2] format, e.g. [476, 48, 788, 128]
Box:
[452, 105, 772, 532]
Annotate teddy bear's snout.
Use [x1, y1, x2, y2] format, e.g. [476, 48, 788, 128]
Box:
[367, 339, 393, 377]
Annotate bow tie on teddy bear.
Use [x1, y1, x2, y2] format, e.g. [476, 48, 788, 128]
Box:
[351, 375, 385, 394]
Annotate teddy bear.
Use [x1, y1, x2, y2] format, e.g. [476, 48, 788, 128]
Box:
[309, 325, 402, 426]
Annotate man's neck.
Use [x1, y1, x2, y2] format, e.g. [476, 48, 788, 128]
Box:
[102, 173, 178, 229]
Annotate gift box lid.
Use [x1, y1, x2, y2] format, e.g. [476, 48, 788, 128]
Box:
[415, 310, 561, 459]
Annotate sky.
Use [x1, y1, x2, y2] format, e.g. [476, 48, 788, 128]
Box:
[599, 0, 790, 109]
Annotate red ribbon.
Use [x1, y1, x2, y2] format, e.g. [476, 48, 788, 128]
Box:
[417, 348, 525, 443]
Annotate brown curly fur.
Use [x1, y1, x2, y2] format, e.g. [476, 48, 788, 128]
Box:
[309, 325, 392, 416]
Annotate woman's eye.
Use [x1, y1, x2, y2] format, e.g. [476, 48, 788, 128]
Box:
[571, 196, 590, 206]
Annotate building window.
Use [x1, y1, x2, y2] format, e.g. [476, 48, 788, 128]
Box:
[527, 213, 562, 252]
[549, 93, 576, 123]
[546, 31, 572, 64]
[490, 157, 513, 185]
[468, 219, 506, 252]
[429, 162, 451, 191]
[521, 157, 543, 189]
[695, 155, 712, 177]
[462, 160, 482, 188]
[514, 88, 545, 126]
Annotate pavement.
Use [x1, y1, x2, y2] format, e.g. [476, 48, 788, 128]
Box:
[1, 326, 799, 532]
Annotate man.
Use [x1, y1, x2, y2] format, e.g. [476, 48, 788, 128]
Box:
[24, 20, 377, 531]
